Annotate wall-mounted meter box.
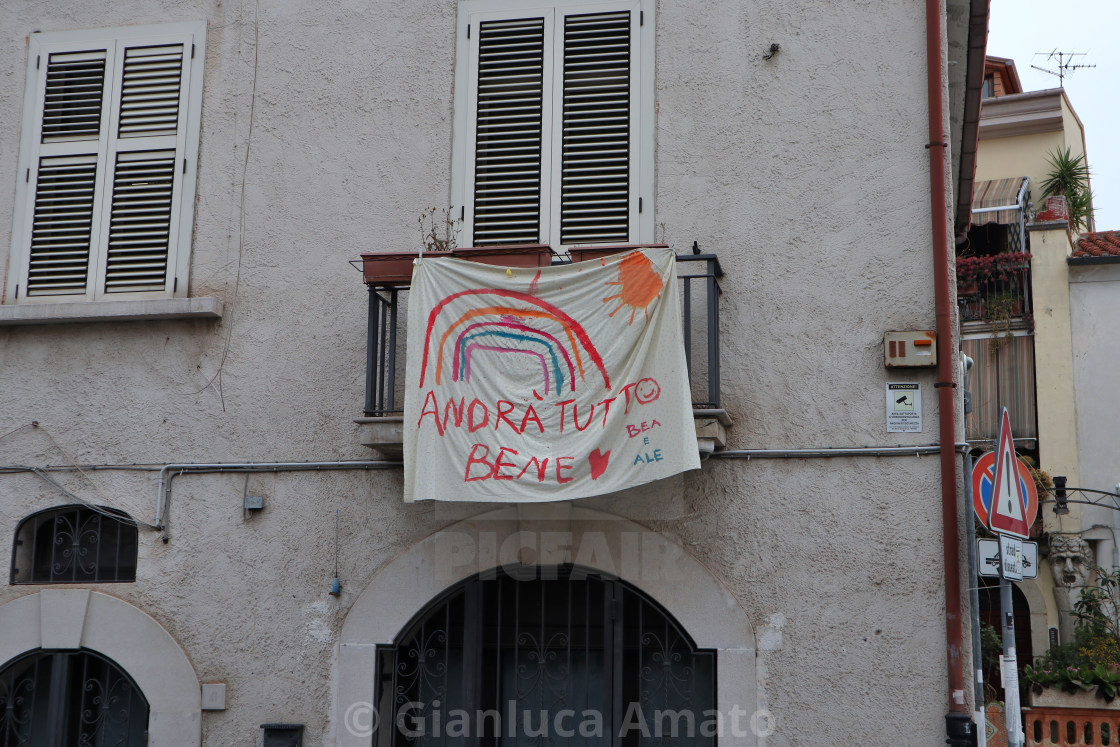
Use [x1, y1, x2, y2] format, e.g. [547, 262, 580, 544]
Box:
[884, 331, 937, 367]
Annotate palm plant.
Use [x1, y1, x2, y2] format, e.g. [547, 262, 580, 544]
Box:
[1066, 186, 1096, 233]
[1040, 146, 1093, 231]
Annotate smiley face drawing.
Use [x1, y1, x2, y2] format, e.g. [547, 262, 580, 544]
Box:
[634, 378, 661, 404]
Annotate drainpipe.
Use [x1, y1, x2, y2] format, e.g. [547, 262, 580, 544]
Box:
[926, 0, 970, 739]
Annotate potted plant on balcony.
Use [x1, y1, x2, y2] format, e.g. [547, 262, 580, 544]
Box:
[361, 207, 461, 285]
[568, 243, 671, 264]
[986, 293, 1020, 352]
[450, 243, 556, 268]
[955, 252, 1032, 288]
[1038, 146, 1094, 232]
[1025, 567, 1120, 707]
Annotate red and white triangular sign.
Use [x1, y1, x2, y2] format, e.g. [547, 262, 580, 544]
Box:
[989, 407, 1029, 538]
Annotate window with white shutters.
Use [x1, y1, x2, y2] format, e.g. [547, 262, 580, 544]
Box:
[453, 0, 654, 251]
[6, 23, 205, 304]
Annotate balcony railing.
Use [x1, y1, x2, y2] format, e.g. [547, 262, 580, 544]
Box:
[1025, 705, 1120, 746]
[363, 250, 723, 418]
[957, 258, 1032, 323]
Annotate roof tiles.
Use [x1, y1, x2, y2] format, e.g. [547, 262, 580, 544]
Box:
[1074, 231, 1120, 258]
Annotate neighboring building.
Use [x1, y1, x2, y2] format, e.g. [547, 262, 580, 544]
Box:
[966, 54, 1114, 679]
[1069, 232, 1120, 571]
[0, 2, 986, 745]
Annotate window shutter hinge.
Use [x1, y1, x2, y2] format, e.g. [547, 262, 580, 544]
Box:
[639, 197, 643, 213]
[26, 168, 30, 182]
[173, 277, 178, 292]
[191, 43, 195, 59]
[460, 205, 465, 220]
[15, 285, 19, 299]
[640, 11, 644, 25]
[183, 158, 187, 174]
[36, 55, 40, 69]
[467, 24, 471, 38]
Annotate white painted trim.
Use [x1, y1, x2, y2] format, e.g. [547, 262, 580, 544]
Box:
[961, 328, 1032, 341]
[0, 591, 202, 746]
[0, 296, 222, 325]
[334, 505, 757, 747]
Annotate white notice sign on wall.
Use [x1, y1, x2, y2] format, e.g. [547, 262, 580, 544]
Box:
[886, 383, 922, 433]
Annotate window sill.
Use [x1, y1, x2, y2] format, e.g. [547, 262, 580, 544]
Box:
[0, 297, 223, 326]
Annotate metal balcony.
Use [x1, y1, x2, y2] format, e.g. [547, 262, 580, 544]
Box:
[957, 259, 1032, 324]
[362, 251, 724, 419]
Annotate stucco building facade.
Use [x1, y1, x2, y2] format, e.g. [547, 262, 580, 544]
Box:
[0, 1, 984, 744]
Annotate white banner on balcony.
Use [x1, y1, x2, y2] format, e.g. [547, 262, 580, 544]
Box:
[403, 247, 700, 502]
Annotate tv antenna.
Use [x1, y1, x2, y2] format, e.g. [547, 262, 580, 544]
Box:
[1032, 49, 1096, 86]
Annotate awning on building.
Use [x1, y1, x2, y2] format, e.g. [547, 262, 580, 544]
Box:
[971, 176, 1028, 225]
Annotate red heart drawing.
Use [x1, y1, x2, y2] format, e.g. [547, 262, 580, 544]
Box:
[589, 449, 610, 480]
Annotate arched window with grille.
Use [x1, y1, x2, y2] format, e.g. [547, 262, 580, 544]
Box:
[10, 505, 138, 584]
[0, 648, 149, 745]
[375, 565, 716, 747]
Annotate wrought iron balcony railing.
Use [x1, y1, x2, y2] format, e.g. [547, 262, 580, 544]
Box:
[957, 260, 1032, 324]
[363, 251, 723, 418]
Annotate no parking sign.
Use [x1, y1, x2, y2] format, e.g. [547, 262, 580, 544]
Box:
[972, 452, 1038, 531]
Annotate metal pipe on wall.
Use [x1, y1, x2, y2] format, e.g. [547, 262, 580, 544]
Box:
[154, 460, 398, 541]
[709, 444, 970, 459]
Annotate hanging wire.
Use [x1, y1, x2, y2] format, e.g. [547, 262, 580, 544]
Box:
[1, 422, 158, 530]
[187, 0, 261, 410]
[27, 468, 159, 531]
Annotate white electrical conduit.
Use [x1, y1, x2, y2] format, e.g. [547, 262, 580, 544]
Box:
[707, 443, 970, 459]
[155, 460, 398, 541]
[12, 445, 974, 543]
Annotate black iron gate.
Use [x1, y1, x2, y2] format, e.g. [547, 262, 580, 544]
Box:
[375, 566, 715, 747]
[0, 648, 149, 747]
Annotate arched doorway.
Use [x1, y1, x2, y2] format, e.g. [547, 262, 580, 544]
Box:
[0, 591, 202, 745]
[374, 565, 716, 747]
[336, 506, 759, 747]
[0, 648, 149, 745]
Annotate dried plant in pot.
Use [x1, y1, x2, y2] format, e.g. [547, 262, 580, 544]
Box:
[360, 207, 462, 285]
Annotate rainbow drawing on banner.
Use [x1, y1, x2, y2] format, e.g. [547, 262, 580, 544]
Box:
[453, 317, 576, 394]
[419, 288, 611, 392]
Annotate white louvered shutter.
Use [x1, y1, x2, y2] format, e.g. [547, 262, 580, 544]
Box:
[461, 2, 643, 250]
[98, 43, 187, 294]
[471, 18, 547, 245]
[25, 51, 109, 296]
[11, 24, 203, 303]
[556, 10, 632, 245]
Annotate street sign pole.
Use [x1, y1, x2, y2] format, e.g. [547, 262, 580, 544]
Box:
[992, 407, 1025, 747]
[966, 449, 987, 747]
[973, 407, 1034, 746]
[1001, 573, 1024, 747]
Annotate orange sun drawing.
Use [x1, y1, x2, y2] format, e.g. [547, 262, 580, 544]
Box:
[602, 251, 664, 325]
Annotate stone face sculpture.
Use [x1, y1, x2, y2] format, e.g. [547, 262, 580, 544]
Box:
[1049, 534, 1094, 644]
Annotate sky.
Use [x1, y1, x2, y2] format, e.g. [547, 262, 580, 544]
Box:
[986, 0, 1120, 231]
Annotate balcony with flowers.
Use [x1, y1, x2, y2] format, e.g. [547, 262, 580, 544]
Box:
[957, 251, 1033, 326]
